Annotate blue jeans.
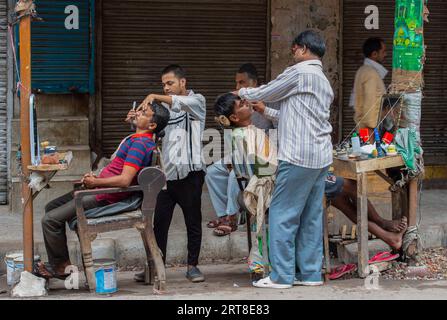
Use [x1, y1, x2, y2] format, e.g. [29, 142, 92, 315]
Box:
[205, 159, 240, 218]
[268, 160, 328, 284]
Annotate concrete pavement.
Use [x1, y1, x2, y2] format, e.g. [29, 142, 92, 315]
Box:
[1, 263, 447, 300]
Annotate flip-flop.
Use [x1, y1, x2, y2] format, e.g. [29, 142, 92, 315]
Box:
[368, 251, 400, 264]
[328, 264, 357, 280]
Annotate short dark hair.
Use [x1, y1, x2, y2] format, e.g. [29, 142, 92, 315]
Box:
[214, 93, 239, 119]
[161, 64, 186, 79]
[292, 30, 326, 58]
[149, 101, 170, 134]
[363, 37, 384, 58]
[237, 63, 258, 82]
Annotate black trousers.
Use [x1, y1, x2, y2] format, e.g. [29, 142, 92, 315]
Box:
[154, 170, 205, 266]
[42, 191, 107, 266]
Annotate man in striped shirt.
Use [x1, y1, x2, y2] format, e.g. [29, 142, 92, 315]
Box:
[135, 65, 207, 283]
[235, 30, 335, 289]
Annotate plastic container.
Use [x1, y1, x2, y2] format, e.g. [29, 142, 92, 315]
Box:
[7, 253, 41, 286]
[94, 259, 117, 295]
[382, 132, 394, 145]
[351, 133, 361, 154]
[4, 252, 22, 286]
[359, 128, 370, 143]
[374, 129, 385, 158]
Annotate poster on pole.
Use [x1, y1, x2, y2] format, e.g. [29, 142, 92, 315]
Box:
[391, 0, 426, 92]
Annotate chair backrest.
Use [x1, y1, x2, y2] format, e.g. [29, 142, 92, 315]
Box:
[138, 167, 166, 212]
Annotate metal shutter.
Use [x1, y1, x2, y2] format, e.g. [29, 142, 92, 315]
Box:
[342, 0, 447, 165]
[0, 0, 7, 204]
[100, 0, 268, 156]
[30, 0, 94, 93]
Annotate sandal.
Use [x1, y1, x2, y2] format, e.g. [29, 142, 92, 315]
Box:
[368, 251, 400, 264]
[328, 264, 357, 280]
[207, 217, 225, 229]
[33, 261, 70, 280]
[213, 215, 238, 237]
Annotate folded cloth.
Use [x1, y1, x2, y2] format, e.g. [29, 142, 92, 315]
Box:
[243, 175, 275, 235]
[395, 128, 423, 173]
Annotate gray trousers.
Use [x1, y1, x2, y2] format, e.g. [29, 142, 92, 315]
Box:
[42, 191, 106, 266]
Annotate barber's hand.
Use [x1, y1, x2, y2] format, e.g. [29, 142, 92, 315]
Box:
[251, 101, 266, 114]
[83, 175, 97, 189]
[231, 90, 240, 97]
[139, 94, 156, 109]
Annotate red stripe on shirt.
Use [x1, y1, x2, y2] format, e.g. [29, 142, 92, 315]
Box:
[124, 162, 141, 170]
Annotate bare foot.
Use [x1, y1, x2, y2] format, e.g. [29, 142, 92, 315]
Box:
[382, 217, 408, 233]
[386, 216, 408, 250]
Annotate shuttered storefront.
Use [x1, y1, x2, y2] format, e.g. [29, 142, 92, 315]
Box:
[31, 0, 94, 93]
[100, 0, 268, 156]
[342, 0, 447, 165]
[0, 0, 7, 204]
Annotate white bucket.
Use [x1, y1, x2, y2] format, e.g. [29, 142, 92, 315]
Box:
[4, 253, 40, 286]
[4, 252, 22, 286]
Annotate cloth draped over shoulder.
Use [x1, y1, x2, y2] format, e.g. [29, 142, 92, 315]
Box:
[243, 175, 276, 235]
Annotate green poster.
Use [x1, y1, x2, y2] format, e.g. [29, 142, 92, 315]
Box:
[393, 0, 425, 72]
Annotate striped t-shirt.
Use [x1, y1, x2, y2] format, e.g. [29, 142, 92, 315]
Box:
[96, 133, 156, 204]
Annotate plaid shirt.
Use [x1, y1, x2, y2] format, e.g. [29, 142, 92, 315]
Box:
[239, 60, 334, 169]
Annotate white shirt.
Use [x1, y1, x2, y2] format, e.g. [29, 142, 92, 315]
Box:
[161, 90, 206, 181]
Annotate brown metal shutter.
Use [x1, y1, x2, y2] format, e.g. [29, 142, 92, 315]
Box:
[100, 0, 268, 156]
[342, 0, 447, 165]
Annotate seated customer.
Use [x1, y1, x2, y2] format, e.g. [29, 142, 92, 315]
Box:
[215, 93, 407, 251]
[325, 174, 407, 250]
[35, 102, 170, 280]
[212, 93, 277, 236]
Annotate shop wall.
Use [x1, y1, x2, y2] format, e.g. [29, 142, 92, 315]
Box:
[270, 0, 341, 141]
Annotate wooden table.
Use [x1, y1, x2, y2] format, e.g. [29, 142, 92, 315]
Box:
[27, 151, 73, 199]
[333, 154, 418, 278]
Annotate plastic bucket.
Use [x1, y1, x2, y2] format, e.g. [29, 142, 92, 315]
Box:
[6, 253, 40, 286]
[4, 252, 22, 286]
[94, 259, 117, 295]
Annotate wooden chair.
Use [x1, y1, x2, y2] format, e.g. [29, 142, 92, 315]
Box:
[73, 166, 166, 293]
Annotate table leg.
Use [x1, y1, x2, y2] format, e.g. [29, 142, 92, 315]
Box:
[391, 188, 402, 221]
[357, 173, 369, 278]
[406, 178, 419, 257]
[408, 178, 418, 227]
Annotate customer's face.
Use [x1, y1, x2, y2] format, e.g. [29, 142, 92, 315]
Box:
[229, 99, 253, 126]
[135, 104, 157, 132]
[235, 72, 257, 90]
[162, 72, 186, 96]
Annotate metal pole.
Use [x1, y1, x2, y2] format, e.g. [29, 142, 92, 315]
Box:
[19, 14, 33, 272]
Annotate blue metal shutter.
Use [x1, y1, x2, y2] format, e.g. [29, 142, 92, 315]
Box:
[31, 0, 94, 93]
[0, 0, 7, 204]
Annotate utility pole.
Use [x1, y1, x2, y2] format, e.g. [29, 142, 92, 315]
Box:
[19, 12, 33, 272]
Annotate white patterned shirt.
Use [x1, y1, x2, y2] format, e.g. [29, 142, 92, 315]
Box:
[161, 90, 206, 181]
[239, 60, 334, 169]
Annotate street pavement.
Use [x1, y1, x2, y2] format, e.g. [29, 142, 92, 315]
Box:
[1, 263, 447, 300]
